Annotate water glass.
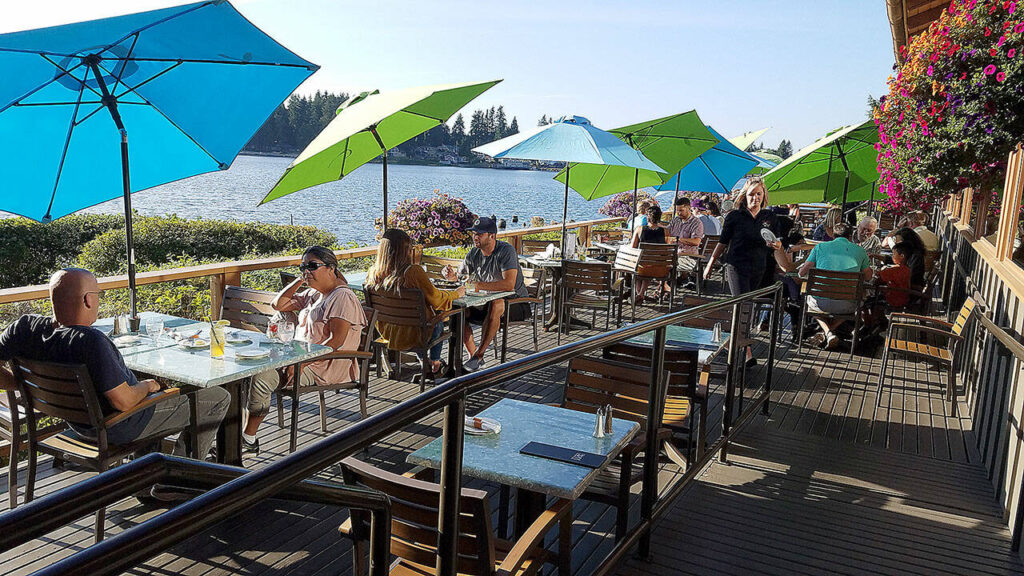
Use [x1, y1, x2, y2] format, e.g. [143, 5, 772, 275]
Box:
[278, 322, 295, 344]
[147, 318, 164, 344]
[265, 320, 280, 342]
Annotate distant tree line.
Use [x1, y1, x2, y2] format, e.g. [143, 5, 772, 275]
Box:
[745, 139, 793, 160]
[243, 90, 520, 159]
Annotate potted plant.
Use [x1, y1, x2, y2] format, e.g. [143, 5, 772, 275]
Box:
[377, 190, 476, 247]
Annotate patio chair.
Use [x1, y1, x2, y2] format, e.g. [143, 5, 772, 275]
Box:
[557, 260, 615, 343]
[602, 342, 710, 466]
[339, 456, 571, 576]
[522, 238, 558, 256]
[274, 307, 378, 453]
[612, 244, 678, 322]
[798, 268, 866, 357]
[420, 254, 461, 280]
[0, 379, 65, 509]
[220, 285, 277, 333]
[498, 267, 545, 364]
[364, 286, 462, 391]
[876, 297, 977, 416]
[560, 356, 672, 540]
[10, 357, 182, 542]
[694, 235, 722, 296]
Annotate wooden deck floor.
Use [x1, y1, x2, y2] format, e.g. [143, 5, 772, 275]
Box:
[620, 343, 1023, 576]
[1, 290, 1020, 575]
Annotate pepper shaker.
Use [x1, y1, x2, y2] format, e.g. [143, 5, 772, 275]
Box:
[603, 404, 614, 434]
[712, 322, 722, 343]
[593, 407, 606, 438]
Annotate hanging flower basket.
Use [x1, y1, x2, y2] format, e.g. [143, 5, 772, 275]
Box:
[376, 190, 476, 246]
[598, 189, 655, 219]
[876, 0, 1024, 210]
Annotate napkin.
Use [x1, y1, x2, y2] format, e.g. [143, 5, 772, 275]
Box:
[464, 416, 501, 435]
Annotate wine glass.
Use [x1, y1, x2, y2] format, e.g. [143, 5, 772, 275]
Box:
[265, 320, 280, 342]
[147, 318, 164, 344]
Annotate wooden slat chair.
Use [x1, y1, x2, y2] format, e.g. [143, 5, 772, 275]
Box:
[0, 380, 65, 509]
[220, 285, 277, 334]
[498, 267, 545, 364]
[521, 238, 558, 256]
[798, 268, 866, 357]
[274, 306, 379, 453]
[693, 235, 721, 296]
[637, 242, 678, 306]
[559, 356, 672, 541]
[10, 357, 181, 542]
[601, 342, 710, 466]
[612, 246, 642, 322]
[339, 456, 571, 576]
[876, 298, 977, 416]
[364, 287, 462, 391]
[557, 260, 615, 343]
[420, 254, 462, 280]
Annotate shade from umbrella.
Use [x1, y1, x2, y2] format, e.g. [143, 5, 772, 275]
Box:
[473, 115, 664, 256]
[0, 1, 317, 318]
[259, 80, 501, 227]
[655, 126, 761, 196]
[762, 119, 879, 206]
[550, 111, 717, 200]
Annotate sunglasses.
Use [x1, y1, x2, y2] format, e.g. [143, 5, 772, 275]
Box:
[299, 261, 329, 273]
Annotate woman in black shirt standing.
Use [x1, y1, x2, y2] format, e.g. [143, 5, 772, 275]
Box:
[704, 176, 775, 365]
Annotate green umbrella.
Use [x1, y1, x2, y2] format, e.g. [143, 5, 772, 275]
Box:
[551, 111, 718, 216]
[763, 119, 879, 206]
[260, 79, 501, 228]
[728, 127, 770, 153]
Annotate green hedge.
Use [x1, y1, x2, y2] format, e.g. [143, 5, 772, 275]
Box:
[0, 214, 124, 288]
[77, 216, 337, 275]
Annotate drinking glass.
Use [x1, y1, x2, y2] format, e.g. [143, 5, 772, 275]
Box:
[147, 318, 164, 344]
[278, 322, 295, 345]
[265, 320, 280, 342]
[210, 321, 226, 358]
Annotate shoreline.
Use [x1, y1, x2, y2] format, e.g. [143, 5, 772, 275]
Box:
[237, 151, 560, 171]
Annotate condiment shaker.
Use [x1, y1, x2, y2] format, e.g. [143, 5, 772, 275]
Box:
[593, 407, 606, 438]
[603, 404, 614, 434]
[712, 322, 722, 343]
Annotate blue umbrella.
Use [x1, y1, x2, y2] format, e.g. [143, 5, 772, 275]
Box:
[473, 115, 663, 253]
[655, 126, 760, 197]
[0, 1, 317, 319]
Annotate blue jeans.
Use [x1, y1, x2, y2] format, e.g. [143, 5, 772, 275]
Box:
[428, 323, 444, 362]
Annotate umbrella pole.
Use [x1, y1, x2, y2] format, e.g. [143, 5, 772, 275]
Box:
[633, 168, 640, 222]
[88, 57, 138, 325]
[382, 149, 389, 230]
[562, 163, 570, 261]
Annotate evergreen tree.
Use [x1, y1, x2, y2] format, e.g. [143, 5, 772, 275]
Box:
[538, 114, 548, 126]
[496, 106, 508, 138]
[866, 94, 881, 119]
[509, 116, 519, 135]
[777, 139, 793, 159]
[469, 109, 487, 146]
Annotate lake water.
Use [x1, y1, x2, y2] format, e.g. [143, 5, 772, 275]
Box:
[66, 156, 614, 244]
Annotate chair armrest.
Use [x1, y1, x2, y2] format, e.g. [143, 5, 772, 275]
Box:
[319, 350, 374, 361]
[888, 322, 962, 342]
[889, 313, 953, 328]
[338, 517, 353, 537]
[104, 388, 180, 427]
[427, 308, 463, 327]
[402, 466, 434, 480]
[506, 296, 543, 306]
[496, 498, 572, 576]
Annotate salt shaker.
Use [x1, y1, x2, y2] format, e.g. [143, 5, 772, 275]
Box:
[712, 322, 722, 343]
[593, 407, 606, 438]
[603, 404, 614, 434]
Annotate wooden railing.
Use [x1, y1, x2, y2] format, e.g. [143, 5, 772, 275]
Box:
[0, 217, 625, 317]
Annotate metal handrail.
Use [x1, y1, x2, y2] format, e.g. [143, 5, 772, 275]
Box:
[0, 282, 782, 576]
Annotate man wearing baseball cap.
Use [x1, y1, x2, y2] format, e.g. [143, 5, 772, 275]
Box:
[443, 217, 530, 371]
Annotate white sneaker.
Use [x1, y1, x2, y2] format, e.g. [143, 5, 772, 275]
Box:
[824, 332, 840, 350]
[464, 356, 485, 372]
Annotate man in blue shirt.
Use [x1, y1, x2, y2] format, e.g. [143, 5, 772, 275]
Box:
[798, 223, 873, 350]
[0, 269, 228, 459]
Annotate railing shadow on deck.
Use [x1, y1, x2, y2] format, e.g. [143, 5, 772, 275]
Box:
[0, 284, 785, 576]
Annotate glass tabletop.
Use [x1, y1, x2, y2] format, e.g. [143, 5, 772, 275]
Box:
[407, 398, 639, 499]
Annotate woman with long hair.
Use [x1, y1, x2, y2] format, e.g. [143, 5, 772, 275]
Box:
[365, 228, 465, 374]
[630, 203, 669, 303]
[245, 245, 366, 455]
[704, 177, 776, 366]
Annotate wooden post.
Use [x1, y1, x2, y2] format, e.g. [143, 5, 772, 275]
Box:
[578, 224, 591, 247]
[996, 145, 1024, 260]
[210, 271, 242, 320]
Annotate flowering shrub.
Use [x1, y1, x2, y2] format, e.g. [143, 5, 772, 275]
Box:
[876, 0, 1024, 210]
[598, 189, 655, 218]
[378, 190, 476, 245]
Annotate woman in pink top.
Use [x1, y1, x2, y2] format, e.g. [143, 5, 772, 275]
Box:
[244, 246, 366, 455]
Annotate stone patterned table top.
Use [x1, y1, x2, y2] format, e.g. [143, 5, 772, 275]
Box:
[98, 313, 331, 388]
[407, 398, 639, 500]
[625, 325, 730, 365]
[345, 271, 513, 308]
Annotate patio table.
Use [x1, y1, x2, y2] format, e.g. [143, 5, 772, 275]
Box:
[519, 255, 607, 330]
[625, 324, 730, 366]
[407, 398, 638, 537]
[96, 312, 331, 465]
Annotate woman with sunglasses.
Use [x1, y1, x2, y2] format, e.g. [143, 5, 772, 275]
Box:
[244, 246, 366, 455]
[365, 229, 465, 376]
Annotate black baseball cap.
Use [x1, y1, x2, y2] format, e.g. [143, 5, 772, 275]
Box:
[468, 217, 497, 234]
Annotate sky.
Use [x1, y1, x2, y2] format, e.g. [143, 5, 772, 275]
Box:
[3, 0, 897, 151]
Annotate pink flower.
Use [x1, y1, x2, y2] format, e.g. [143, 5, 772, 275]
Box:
[997, 71, 1007, 81]
[1009, 48, 1017, 57]
[927, 65, 934, 75]
[985, 64, 998, 74]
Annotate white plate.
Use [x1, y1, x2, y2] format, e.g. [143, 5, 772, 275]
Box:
[225, 334, 252, 345]
[235, 349, 270, 361]
[464, 416, 501, 435]
[112, 335, 142, 347]
[179, 339, 209, 349]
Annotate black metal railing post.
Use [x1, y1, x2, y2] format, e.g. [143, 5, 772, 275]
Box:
[764, 285, 782, 415]
[436, 394, 467, 576]
[637, 325, 667, 559]
[720, 300, 743, 462]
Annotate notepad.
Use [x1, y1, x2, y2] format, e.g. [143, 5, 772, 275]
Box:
[519, 441, 605, 468]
